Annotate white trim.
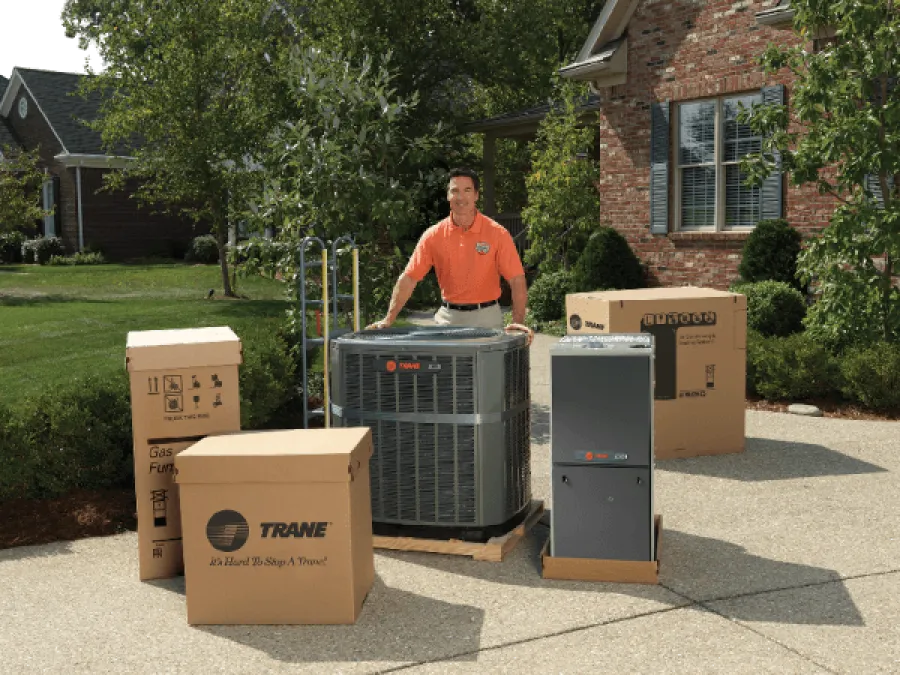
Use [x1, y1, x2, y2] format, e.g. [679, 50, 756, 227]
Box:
[53, 153, 134, 169]
[76, 165, 85, 251]
[575, 0, 638, 63]
[0, 70, 69, 154]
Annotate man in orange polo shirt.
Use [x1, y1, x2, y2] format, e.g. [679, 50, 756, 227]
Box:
[367, 168, 532, 343]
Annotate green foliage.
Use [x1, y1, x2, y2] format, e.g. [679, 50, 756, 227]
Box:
[522, 78, 601, 273]
[839, 342, 900, 412]
[0, 145, 50, 233]
[22, 236, 65, 264]
[730, 280, 806, 337]
[748, 332, 840, 401]
[572, 227, 645, 292]
[63, 0, 294, 297]
[739, 0, 900, 345]
[47, 252, 107, 266]
[185, 235, 220, 265]
[528, 269, 574, 322]
[0, 231, 26, 263]
[237, 326, 298, 429]
[737, 219, 803, 289]
[11, 373, 133, 500]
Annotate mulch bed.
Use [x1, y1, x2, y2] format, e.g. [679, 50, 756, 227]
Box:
[0, 488, 136, 551]
[1, 399, 895, 552]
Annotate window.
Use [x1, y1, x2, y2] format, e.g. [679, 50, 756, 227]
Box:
[675, 94, 763, 230]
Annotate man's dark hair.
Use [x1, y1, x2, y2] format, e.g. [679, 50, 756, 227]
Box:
[448, 167, 480, 193]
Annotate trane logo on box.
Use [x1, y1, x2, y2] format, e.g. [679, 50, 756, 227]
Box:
[382, 359, 441, 373]
[641, 311, 717, 328]
[569, 315, 604, 331]
[260, 522, 328, 538]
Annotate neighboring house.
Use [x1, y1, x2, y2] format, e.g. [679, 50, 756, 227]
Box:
[553, 0, 838, 288]
[0, 67, 204, 260]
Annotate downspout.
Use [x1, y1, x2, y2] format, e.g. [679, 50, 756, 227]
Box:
[76, 164, 84, 251]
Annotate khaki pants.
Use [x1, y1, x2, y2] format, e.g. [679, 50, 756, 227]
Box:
[433, 304, 504, 329]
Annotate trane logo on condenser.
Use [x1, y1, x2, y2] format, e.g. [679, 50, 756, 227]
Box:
[260, 522, 329, 538]
[642, 311, 717, 327]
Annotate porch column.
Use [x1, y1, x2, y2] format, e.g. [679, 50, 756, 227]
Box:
[483, 132, 497, 216]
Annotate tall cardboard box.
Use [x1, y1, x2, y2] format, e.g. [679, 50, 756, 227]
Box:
[565, 287, 747, 460]
[174, 428, 375, 625]
[125, 326, 242, 581]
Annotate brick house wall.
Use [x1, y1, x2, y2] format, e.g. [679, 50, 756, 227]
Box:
[595, 0, 839, 289]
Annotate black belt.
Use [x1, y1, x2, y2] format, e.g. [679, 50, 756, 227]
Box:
[442, 299, 499, 311]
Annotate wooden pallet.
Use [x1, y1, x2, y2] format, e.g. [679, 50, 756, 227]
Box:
[373, 500, 545, 562]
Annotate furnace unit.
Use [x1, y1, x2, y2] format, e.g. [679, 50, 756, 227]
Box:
[549, 333, 656, 561]
[330, 326, 531, 542]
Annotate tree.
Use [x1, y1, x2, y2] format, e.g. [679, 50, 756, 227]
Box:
[238, 42, 445, 328]
[0, 145, 49, 233]
[521, 78, 600, 273]
[740, 0, 900, 347]
[62, 0, 292, 296]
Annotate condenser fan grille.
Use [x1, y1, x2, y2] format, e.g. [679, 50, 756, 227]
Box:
[364, 419, 477, 524]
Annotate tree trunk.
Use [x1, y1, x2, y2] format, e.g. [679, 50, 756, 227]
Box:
[216, 222, 235, 298]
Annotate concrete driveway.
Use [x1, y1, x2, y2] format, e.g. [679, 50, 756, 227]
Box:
[2, 332, 899, 674]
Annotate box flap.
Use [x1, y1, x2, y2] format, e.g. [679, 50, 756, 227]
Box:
[568, 286, 742, 302]
[175, 428, 373, 485]
[126, 326, 243, 371]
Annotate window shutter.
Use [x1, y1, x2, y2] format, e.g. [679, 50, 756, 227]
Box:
[865, 76, 896, 209]
[649, 100, 670, 234]
[760, 84, 785, 220]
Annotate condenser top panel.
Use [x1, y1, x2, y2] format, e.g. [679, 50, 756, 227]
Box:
[336, 326, 526, 351]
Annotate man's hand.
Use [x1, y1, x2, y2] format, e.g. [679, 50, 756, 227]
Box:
[366, 318, 392, 330]
[505, 322, 534, 346]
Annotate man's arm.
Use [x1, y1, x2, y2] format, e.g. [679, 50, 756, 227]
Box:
[368, 273, 418, 328]
[509, 274, 527, 325]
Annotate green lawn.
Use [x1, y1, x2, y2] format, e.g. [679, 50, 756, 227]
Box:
[0, 263, 294, 405]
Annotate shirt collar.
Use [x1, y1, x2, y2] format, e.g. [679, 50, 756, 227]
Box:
[449, 210, 482, 234]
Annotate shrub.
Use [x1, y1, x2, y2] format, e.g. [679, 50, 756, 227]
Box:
[0, 231, 27, 264]
[571, 227, 644, 292]
[0, 404, 31, 502]
[737, 219, 803, 289]
[185, 234, 220, 264]
[839, 342, 900, 412]
[16, 373, 133, 499]
[22, 236, 65, 264]
[730, 280, 806, 337]
[47, 251, 107, 266]
[237, 326, 298, 429]
[529, 269, 575, 322]
[749, 332, 839, 401]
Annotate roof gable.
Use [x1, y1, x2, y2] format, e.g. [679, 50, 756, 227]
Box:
[0, 117, 21, 152]
[559, 0, 639, 90]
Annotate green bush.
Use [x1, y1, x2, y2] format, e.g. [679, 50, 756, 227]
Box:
[0, 231, 27, 264]
[731, 280, 806, 337]
[528, 269, 574, 322]
[737, 219, 803, 289]
[15, 373, 134, 500]
[0, 405, 31, 502]
[749, 332, 839, 401]
[839, 342, 900, 412]
[185, 234, 220, 264]
[47, 251, 107, 266]
[22, 236, 65, 264]
[237, 326, 298, 429]
[571, 227, 644, 292]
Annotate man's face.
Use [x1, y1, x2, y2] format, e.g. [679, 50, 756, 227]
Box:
[447, 176, 478, 216]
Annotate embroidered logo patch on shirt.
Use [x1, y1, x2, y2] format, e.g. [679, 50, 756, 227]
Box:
[475, 242, 490, 254]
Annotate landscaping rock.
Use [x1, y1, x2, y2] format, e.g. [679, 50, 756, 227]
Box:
[788, 403, 823, 417]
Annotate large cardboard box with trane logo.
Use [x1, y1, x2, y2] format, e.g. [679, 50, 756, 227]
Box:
[174, 427, 375, 625]
[125, 326, 242, 581]
[565, 287, 747, 460]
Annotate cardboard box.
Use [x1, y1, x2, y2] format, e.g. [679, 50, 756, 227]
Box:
[174, 428, 375, 625]
[541, 515, 662, 584]
[126, 326, 243, 581]
[566, 288, 747, 460]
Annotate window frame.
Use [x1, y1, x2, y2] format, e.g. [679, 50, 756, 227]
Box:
[672, 93, 764, 232]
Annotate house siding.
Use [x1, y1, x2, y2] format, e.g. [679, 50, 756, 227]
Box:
[78, 169, 210, 260]
[595, 0, 837, 289]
